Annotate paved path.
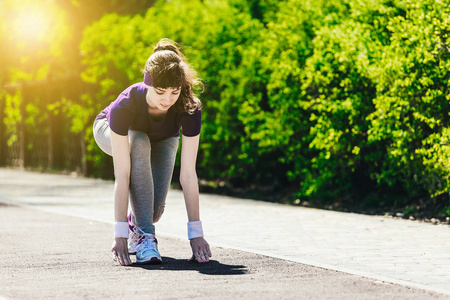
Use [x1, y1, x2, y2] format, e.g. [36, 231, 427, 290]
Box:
[0, 168, 449, 297]
[1, 204, 442, 300]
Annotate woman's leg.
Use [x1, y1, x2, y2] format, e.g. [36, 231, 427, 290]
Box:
[129, 135, 178, 264]
[128, 130, 155, 235]
[93, 119, 112, 156]
[151, 137, 179, 223]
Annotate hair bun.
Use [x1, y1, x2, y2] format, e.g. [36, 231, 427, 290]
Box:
[153, 38, 182, 57]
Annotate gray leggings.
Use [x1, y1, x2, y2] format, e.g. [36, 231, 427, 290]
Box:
[93, 118, 179, 235]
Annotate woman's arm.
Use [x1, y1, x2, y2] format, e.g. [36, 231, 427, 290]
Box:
[111, 131, 131, 222]
[180, 134, 212, 262]
[180, 134, 200, 222]
[110, 130, 132, 265]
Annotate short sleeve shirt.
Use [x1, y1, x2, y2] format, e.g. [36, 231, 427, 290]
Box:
[95, 83, 201, 142]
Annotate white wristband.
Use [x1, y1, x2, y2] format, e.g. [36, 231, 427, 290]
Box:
[187, 220, 204, 240]
[114, 222, 129, 238]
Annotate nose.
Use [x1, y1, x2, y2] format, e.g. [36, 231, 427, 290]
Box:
[162, 94, 170, 105]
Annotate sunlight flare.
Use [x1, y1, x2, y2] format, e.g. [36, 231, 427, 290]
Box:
[11, 7, 50, 40]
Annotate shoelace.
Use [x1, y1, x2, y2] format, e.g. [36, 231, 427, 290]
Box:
[130, 225, 156, 248]
[129, 227, 140, 245]
[139, 234, 156, 249]
[128, 220, 141, 248]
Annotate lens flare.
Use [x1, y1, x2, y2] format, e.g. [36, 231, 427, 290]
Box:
[12, 9, 49, 40]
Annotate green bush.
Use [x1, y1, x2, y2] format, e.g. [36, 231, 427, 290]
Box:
[367, 0, 450, 200]
[76, 0, 450, 210]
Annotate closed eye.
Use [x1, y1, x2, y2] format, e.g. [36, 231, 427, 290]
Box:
[155, 88, 180, 95]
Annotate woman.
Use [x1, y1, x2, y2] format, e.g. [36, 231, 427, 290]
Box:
[93, 38, 211, 266]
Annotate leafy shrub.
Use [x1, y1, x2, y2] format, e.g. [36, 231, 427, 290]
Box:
[76, 0, 450, 210]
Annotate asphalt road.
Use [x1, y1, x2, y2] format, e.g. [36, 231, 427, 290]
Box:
[0, 203, 447, 300]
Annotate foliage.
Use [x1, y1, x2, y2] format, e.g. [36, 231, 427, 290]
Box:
[2, 0, 450, 212]
[77, 0, 450, 210]
[367, 0, 450, 199]
[3, 90, 22, 147]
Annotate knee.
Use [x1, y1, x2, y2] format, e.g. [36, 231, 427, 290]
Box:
[153, 207, 165, 223]
[129, 131, 150, 153]
[153, 215, 161, 224]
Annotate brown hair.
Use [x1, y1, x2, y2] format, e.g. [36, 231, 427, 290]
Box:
[144, 38, 203, 114]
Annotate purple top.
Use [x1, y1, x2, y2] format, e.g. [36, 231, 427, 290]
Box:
[95, 82, 201, 142]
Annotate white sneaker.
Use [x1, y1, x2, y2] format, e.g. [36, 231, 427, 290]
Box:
[136, 234, 162, 264]
[127, 213, 139, 255]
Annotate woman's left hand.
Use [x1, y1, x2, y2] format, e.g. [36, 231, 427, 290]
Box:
[188, 237, 212, 263]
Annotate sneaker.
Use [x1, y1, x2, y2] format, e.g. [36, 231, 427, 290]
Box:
[136, 234, 162, 264]
[128, 213, 139, 255]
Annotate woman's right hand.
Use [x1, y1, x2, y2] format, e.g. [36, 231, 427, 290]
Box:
[111, 238, 132, 266]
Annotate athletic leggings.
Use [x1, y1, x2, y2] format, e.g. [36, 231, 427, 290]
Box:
[93, 118, 179, 235]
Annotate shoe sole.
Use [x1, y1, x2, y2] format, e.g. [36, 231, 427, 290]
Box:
[135, 257, 162, 265]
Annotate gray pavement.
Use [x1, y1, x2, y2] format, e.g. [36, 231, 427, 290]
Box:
[1, 203, 443, 300]
[0, 168, 449, 299]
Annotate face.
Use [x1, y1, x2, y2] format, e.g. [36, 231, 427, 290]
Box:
[145, 85, 181, 111]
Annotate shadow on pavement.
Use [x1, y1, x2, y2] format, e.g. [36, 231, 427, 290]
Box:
[129, 257, 249, 275]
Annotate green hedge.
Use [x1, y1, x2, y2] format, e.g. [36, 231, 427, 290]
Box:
[78, 0, 450, 210]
